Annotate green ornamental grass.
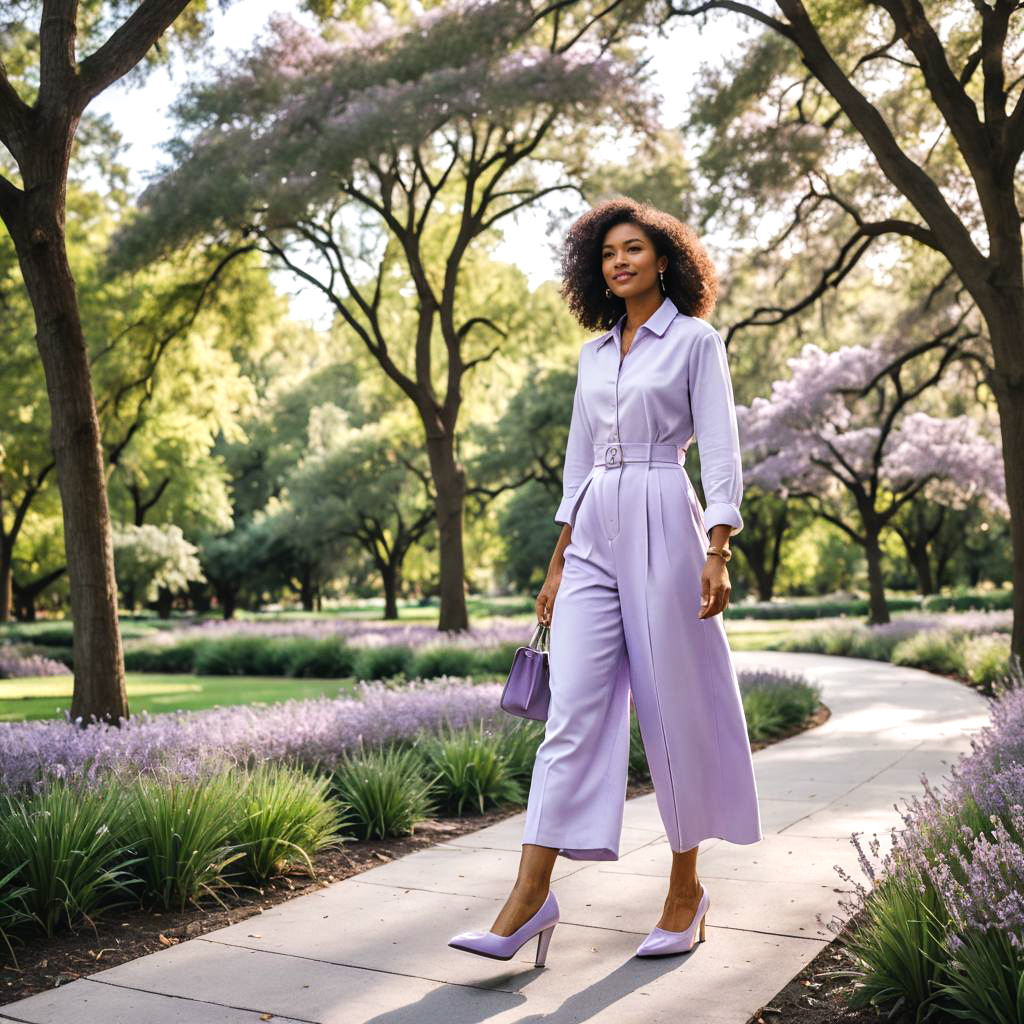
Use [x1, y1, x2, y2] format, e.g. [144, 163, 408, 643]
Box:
[0, 861, 34, 964]
[123, 766, 246, 912]
[331, 744, 436, 840]
[962, 633, 1012, 693]
[834, 870, 949, 1023]
[493, 719, 545, 785]
[741, 681, 821, 742]
[417, 723, 525, 816]
[891, 630, 968, 677]
[230, 761, 349, 881]
[628, 713, 651, 782]
[935, 927, 1024, 1023]
[0, 781, 142, 937]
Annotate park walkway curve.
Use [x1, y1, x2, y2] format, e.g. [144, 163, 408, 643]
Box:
[0, 651, 991, 1024]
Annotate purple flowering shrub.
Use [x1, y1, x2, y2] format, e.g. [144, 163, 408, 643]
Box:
[780, 610, 1011, 681]
[826, 657, 1024, 1017]
[0, 676, 510, 795]
[738, 668, 822, 741]
[132, 616, 535, 651]
[0, 648, 71, 680]
[0, 668, 807, 796]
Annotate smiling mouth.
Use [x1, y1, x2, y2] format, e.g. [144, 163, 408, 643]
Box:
[612, 273, 635, 282]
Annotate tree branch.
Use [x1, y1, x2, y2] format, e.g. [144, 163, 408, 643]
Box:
[0, 62, 32, 162]
[868, 0, 989, 174]
[0, 172, 23, 229]
[677, 0, 994, 296]
[77, 0, 192, 108]
[38, 0, 80, 113]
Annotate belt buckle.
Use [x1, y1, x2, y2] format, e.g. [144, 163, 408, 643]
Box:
[604, 444, 620, 468]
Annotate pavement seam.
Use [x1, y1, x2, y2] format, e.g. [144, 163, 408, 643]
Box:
[79, 977, 315, 1023]
[194, 936, 539, 993]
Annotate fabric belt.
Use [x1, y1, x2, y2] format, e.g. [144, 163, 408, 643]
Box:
[593, 441, 681, 469]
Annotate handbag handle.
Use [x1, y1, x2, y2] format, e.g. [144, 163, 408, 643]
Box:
[529, 621, 550, 653]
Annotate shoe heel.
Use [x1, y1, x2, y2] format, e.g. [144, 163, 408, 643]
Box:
[699, 914, 706, 943]
[535, 924, 556, 966]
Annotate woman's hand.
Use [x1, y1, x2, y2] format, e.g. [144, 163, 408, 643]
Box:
[698, 557, 731, 619]
[536, 568, 562, 626]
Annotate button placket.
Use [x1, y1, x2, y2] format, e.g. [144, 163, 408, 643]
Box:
[607, 338, 629, 532]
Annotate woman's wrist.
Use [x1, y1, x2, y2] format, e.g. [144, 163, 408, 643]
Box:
[706, 525, 733, 559]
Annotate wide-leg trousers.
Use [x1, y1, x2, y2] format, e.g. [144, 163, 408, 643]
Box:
[521, 455, 763, 860]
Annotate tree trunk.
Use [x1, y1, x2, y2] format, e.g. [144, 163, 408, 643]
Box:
[897, 532, 936, 596]
[736, 535, 775, 601]
[863, 525, 890, 625]
[381, 561, 399, 620]
[426, 435, 469, 631]
[0, 539, 12, 622]
[15, 589, 35, 622]
[911, 547, 935, 595]
[219, 586, 237, 620]
[986, 311, 1024, 662]
[187, 579, 212, 614]
[9, 184, 127, 725]
[12, 567, 66, 623]
[155, 585, 173, 619]
[298, 566, 314, 612]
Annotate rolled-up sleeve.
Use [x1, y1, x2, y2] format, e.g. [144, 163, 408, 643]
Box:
[554, 358, 594, 527]
[689, 329, 744, 537]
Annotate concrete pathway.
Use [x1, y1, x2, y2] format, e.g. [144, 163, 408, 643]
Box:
[1, 652, 990, 1024]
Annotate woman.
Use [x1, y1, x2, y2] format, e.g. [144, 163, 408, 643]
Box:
[448, 197, 763, 965]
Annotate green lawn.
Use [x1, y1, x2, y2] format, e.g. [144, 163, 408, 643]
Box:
[723, 617, 823, 651]
[0, 674, 361, 721]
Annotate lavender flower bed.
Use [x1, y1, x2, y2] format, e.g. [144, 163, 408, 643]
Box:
[0, 676, 506, 794]
[737, 666, 809, 692]
[947, 674, 1024, 817]
[0, 647, 71, 679]
[833, 661, 1024, 961]
[137, 608, 1011, 653]
[0, 667, 800, 795]
[827, 609, 1010, 642]
[130, 615, 534, 651]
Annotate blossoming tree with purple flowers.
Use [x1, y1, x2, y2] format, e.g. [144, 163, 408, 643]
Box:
[108, 0, 659, 634]
[739, 341, 1006, 624]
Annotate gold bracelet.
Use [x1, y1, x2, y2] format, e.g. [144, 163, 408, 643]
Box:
[706, 544, 732, 563]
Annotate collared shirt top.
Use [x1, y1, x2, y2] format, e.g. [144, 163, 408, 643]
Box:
[555, 294, 744, 536]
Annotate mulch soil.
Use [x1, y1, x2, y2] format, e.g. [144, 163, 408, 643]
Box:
[744, 907, 894, 1024]
[1, 703, 846, 1011]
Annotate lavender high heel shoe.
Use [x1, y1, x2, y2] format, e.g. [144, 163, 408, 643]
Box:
[635, 883, 709, 957]
[448, 890, 559, 966]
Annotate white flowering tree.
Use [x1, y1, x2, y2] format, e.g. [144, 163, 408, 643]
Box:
[111, 522, 205, 616]
[109, 0, 658, 633]
[739, 343, 1006, 623]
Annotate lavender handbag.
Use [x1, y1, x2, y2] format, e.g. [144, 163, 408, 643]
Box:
[500, 621, 551, 721]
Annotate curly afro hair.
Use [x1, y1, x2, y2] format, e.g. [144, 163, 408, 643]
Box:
[558, 197, 719, 332]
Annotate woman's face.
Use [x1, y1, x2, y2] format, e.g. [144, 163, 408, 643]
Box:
[601, 221, 667, 301]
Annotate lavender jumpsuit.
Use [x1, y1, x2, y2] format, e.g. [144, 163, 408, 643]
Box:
[521, 295, 763, 859]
